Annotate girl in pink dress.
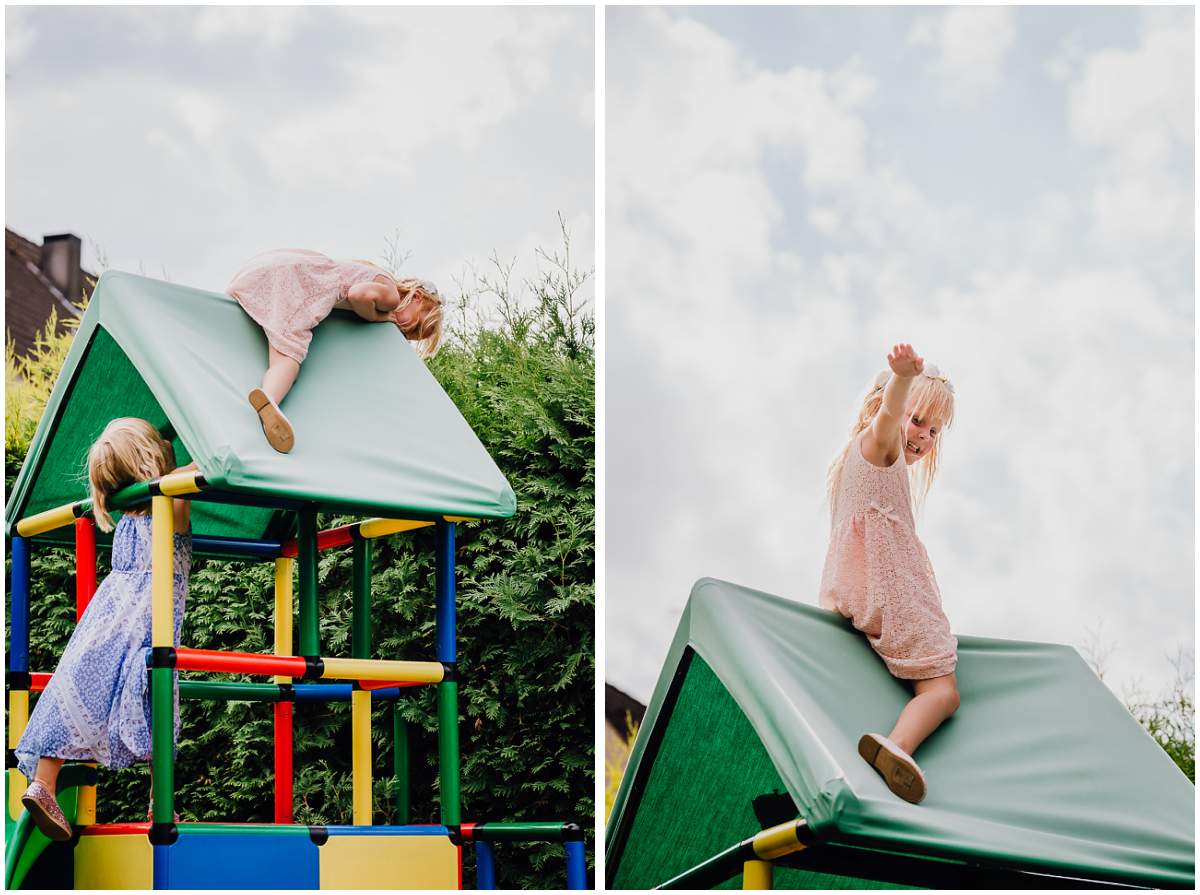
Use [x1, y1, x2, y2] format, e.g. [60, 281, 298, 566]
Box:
[819, 343, 957, 804]
[226, 248, 444, 452]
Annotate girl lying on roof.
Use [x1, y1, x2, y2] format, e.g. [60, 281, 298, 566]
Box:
[227, 248, 444, 453]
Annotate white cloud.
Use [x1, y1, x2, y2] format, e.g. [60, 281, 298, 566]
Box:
[909, 7, 1018, 101]
[1063, 9, 1193, 265]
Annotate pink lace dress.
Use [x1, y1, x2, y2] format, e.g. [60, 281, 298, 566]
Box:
[819, 433, 957, 680]
[226, 248, 391, 363]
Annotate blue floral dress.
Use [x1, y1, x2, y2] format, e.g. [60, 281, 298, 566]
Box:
[15, 514, 191, 783]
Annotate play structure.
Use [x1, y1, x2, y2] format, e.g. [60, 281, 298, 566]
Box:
[606, 578, 1194, 890]
[5, 271, 587, 889]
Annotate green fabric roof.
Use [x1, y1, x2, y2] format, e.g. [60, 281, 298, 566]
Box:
[607, 578, 1194, 889]
[6, 271, 515, 542]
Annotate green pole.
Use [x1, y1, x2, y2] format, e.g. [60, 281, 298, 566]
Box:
[298, 508, 319, 656]
[179, 680, 282, 702]
[393, 701, 410, 824]
[151, 666, 175, 822]
[437, 680, 460, 825]
[352, 538, 371, 660]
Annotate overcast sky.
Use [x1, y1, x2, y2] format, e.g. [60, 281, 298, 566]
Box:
[607, 6, 1193, 707]
[6, 6, 593, 304]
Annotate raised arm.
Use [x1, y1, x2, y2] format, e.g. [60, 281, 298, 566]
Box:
[862, 343, 924, 466]
[344, 278, 401, 322]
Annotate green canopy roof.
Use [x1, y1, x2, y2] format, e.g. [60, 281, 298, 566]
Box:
[6, 271, 515, 543]
[607, 578, 1194, 889]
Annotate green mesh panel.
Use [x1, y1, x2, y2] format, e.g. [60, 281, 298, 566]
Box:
[612, 655, 908, 890]
[19, 327, 275, 542]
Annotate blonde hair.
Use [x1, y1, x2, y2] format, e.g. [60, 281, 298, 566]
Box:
[87, 418, 175, 532]
[826, 369, 956, 509]
[353, 260, 445, 359]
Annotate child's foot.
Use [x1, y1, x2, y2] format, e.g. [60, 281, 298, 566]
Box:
[858, 733, 927, 804]
[21, 780, 73, 841]
[248, 388, 294, 453]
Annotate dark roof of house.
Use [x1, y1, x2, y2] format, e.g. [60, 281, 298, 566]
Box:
[605, 683, 646, 730]
[5, 228, 93, 358]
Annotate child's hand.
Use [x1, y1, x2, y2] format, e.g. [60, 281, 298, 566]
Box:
[887, 343, 924, 378]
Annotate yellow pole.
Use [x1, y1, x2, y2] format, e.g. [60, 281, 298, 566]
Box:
[320, 657, 444, 683]
[273, 558, 294, 683]
[351, 689, 372, 825]
[15, 503, 79, 537]
[752, 819, 807, 860]
[76, 767, 97, 825]
[356, 518, 433, 539]
[150, 496, 175, 648]
[742, 859, 773, 889]
[7, 690, 29, 821]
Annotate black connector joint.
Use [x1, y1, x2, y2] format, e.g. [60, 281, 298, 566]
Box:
[441, 662, 457, 682]
[7, 671, 32, 691]
[446, 824, 462, 845]
[562, 822, 584, 841]
[302, 656, 324, 680]
[277, 683, 296, 702]
[150, 647, 177, 669]
[148, 821, 178, 845]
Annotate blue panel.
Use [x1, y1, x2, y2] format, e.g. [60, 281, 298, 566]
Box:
[323, 824, 451, 838]
[162, 831, 319, 889]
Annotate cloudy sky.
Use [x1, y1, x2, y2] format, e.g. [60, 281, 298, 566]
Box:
[607, 6, 1193, 706]
[6, 6, 593, 301]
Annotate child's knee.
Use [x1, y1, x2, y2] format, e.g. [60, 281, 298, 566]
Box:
[943, 686, 961, 716]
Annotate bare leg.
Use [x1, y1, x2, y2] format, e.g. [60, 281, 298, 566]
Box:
[888, 672, 960, 756]
[262, 347, 300, 406]
[33, 757, 64, 795]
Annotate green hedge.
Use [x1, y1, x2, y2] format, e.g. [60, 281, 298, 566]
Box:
[6, 246, 594, 889]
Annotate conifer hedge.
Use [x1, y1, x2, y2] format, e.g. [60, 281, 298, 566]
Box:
[6, 243, 594, 889]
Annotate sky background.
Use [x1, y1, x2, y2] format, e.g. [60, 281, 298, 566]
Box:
[607, 6, 1194, 707]
[6, 6, 593, 305]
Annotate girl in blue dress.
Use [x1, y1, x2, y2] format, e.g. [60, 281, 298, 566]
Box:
[17, 418, 193, 841]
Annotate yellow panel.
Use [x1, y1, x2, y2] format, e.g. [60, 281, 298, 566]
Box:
[319, 835, 460, 890]
[75, 833, 153, 889]
[357, 518, 434, 539]
[321, 657, 443, 683]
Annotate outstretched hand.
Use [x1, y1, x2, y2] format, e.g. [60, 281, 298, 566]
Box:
[887, 343, 924, 378]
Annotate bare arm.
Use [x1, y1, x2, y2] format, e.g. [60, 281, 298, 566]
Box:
[344, 279, 401, 322]
[862, 343, 923, 466]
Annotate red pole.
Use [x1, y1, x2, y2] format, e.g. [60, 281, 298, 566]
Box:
[75, 516, 97, 620]
[274, 701, 294, 823]
[279, 524, 355, 558]
[175, 647, 307, 677]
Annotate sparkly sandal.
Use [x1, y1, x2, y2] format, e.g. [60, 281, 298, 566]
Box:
[858, 733, 927, 804]
[248, 388, 295, 453]
[21, 780, 73, 841]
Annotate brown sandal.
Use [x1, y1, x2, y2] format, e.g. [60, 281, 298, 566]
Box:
[22, 780, 72, 841]
[858, 733, 927, 804]
[248, 388, 295, 453]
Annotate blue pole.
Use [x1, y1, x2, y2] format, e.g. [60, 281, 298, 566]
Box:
[565, 840, 587, 890]
[475, 841, 497, 889]
[153, 844, 170, 889]
[10, 536, 30, 673]
[434, 521, 456, 662]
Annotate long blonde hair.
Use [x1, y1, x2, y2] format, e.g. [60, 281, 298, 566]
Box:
[353, 261, 444, 359]
[87, 418, 175, 532]
[826, 369, 956, 508]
